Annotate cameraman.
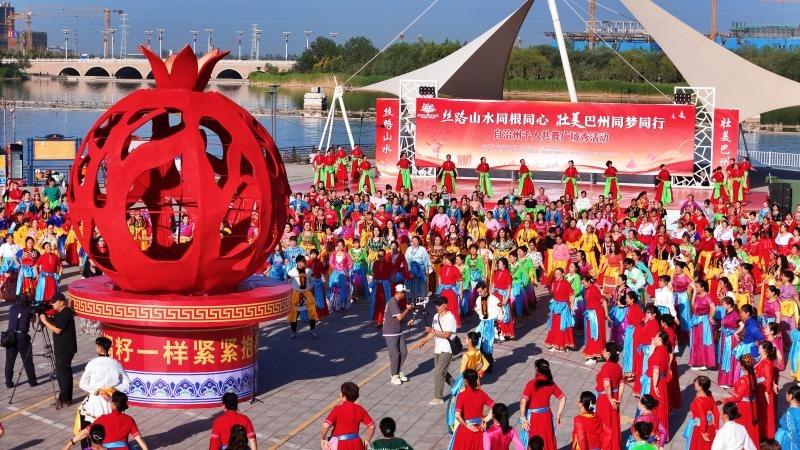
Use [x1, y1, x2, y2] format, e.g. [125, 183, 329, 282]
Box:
[4, 296, 37, 388]
[383, 285, 413, 386]
[38, 293, 76, 409]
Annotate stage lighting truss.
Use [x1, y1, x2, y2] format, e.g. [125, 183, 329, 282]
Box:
[399, 79, 438, 178]
[671, 86, 715, 188]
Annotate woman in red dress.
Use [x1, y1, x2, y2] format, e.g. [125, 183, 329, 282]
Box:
[492, 257, 514, 340]
[395, 157, 412, 192]
[571, 392, 603, 450]
[450, 369, 493, 450]
[350, 146, 363, 182]
[545, 268, 575, 351]
[439, 154, 458, 195]
[719, 354, 760, 445]
[562, 160, 579, 199]
[581, 275, 607, 363]
[659, 315, 682, 410]
[321, 382, 375, 450]
[324, 150, 337, 190]
[595, 343, 624, 450]
[335, 147, 349, 184]
[603, 161, 620, 201]
[683, 375, 719, 450]
[518, 359, 566, 450]
[3, 181, 22, 217]
[634, 305, 661, 396]
[516, 159, 534, 197]
[728, 162, 745, 203]
[755, 341, 778, 440]
[34, 242, 61, 303]
[437, 254, 463, 328]
[646, 331, 672, 441]
[476, 157, 492, 198]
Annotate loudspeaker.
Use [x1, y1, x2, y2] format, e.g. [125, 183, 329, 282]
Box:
[769, 182, 792, 214]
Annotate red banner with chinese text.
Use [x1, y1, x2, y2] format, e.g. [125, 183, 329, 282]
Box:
[409, 98, 697, 175]
[712, 108, 740, 168]
[375, 98, 399, 174]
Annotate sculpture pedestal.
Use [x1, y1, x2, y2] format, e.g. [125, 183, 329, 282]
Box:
[68, 275, 290, 409]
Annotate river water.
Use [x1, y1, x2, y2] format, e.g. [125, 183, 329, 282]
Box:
[0, 78, 798, 155]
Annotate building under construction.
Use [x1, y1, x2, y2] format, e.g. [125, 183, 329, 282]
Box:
[0, 2, 47, 53]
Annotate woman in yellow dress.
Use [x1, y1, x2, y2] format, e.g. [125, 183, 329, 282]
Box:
[466, 217, 486, 243]
[444, 331, 490, 432]
[514, 220, 538, 248]
[298, 222, 319, 255]
[597, 240, 624, 298]
[649, 235, 671, 291]
[576, 225, 602, 273]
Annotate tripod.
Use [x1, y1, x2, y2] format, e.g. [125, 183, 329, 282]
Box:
[250, 324, 263, 404]
[9, 317, 57, 405]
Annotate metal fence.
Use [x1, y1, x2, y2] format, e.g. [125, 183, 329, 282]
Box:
[748, 150, 800, 170]
[277, 144, 376, 163]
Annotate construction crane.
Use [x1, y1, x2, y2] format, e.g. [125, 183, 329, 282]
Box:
[710, 0, 718, 41]
[27, 5, 123, 57]
[5, 10, 32, 55]
[588, 0, 596, 49]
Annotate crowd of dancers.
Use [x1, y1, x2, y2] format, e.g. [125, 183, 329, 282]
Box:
[273, 148, 798, 449]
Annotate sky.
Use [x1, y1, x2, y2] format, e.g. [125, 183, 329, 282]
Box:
[16, 0, 800, 57]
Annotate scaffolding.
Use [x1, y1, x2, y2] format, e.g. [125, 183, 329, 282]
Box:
[545, 20, 653, 45]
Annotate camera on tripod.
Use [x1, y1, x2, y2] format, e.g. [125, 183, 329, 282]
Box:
[32, 302, 53, 316]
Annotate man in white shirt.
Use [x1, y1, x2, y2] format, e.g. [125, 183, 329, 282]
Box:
[413, 296, 457, 405]
[474, 282, 501, 371]
[574, 190, 591, 213]
[0, 234, 20, 267]
[711, 402, 756, 450]
[370, 190, 389, 208]
[78, 337, 130, 439]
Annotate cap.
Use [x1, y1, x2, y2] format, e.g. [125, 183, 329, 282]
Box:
[394, 285, 408, 293]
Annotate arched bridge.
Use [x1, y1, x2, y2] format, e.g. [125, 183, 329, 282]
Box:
[12, 58, 295, 80]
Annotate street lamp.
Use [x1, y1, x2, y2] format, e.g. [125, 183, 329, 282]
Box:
[303, 30, 312, 49]
[329, 32, 339, 43]
[255, 28, 262, 60]
[205, 28, 214, 53]
[236, 30, 243, 59]
[109, 28, 115, 58]
[145, 30, 153, 49]
[157, 28, 165, 59]
[61, 28, 69, 60]
[191, 30, 199, 54]
[282, 31, 290, 61]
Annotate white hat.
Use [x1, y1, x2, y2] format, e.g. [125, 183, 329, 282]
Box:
[395, 285, 408, 293]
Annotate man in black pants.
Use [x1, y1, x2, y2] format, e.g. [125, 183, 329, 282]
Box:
[4, 296, 37, 388]
[383, 285, 413, 386]
[38, 293, 76, 409]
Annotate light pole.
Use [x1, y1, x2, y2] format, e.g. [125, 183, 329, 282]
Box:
[303, 30, 312, 49]
[145, 30, 153, 49]
[191, 30, 199, 54]
[205, 28, 214, 53]
[157, 28, 165, 59]
[282, 31, 290, 61]
[61, 28, 69, 60]
[109, 28, 115, 58]
[329, 32, 339, 43]
[255, 28, 261, 60]
[236, 30, 243, 59]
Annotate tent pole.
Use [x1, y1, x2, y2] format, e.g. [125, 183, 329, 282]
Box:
[546, 0, 578, 102]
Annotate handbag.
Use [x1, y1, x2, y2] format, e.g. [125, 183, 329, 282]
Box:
[437, 314, 462, 355]
[1, 306, 21, 348]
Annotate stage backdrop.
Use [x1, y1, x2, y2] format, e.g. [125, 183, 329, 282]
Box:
[712, 108, 740, 168]
[403, 98, 697, 176]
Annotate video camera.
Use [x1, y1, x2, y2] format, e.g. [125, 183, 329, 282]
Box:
[411, 296, 430, 315]
[32, 302, 53, 316]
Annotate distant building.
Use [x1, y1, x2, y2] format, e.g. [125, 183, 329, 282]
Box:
[0, 1, 14, 50]
[721, 23, 800, 50]
[30, 30, 45, 51]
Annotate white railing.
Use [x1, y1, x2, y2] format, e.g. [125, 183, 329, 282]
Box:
[748, 150, 800, 170]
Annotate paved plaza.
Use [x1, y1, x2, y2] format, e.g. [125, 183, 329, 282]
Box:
[0, 262, 793, 449]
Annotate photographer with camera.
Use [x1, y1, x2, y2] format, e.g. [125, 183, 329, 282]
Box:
[3, 296, 37, 388]
[38, 293, 76, 409]
[384, 285, 414, 386]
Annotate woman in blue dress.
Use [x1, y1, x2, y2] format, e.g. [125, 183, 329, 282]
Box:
[734, 304, 765, 360]
[266, 247, 287, 281]
[777, 384, 800, 450]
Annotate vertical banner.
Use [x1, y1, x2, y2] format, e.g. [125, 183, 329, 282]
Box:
[712, 108, 740, 168]
[374, 98, 400, 174]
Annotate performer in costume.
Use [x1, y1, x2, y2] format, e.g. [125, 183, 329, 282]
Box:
[582, 275, 607, 363]
[396, 157, 412, 192]
[328, 240, 353, 312]
[734, 305, 764, 360]
[34, 242, 61, 303]
[718, 354, 760, 445]
[313, 152, 326, 186]
[323, 149, 337, 190]
[350, 145, 363, 182]
[437, 254, 464, 329]
[320, 382, 375, 450]
[16, 237, 38, 299]
[634, 305, 661, 397]
[473, 282, 500, 372]
[775, 385, 800, 450]
[438, 154, 458, 195]
[482, 403, 524, 450]
[286, 256, 318, 337]
[348, 241, 368, 299]
[358, 159, 375, 195]
[476, 157, 492, 198]
[595, 343, 624, 450]
[710, 166, 729, 204]
[681, 375, 719, 450]
[335, 147, 349, 184]
[620, 291, 644, 379]
[717, 297, 742, 388]
[544, 268, 575, 351]
[492, 258, 514, 340]
[741, 156, 754, 194]
[755, 341, 778, 440]
[562, 160, 579, 199]
[688, 280, 716, 370]
[518, 358, 566, 450]
[404, 236, 431, 301]
[603, 160, 621, 201]
[444, 333, 490, 433]
[516, 159, 534, 197]
[448, 369, 493, 450]
[654, 164, 672, 205]
[571, 392, 603, 450]
[642, 332, 672, 442]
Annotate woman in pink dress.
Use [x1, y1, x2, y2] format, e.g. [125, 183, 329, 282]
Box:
[482, 403, 524, 450]
[764, 322, 786, 371]
[688, 280, 717, 370]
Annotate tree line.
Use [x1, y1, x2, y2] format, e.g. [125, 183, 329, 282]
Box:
[293, 35, 800, 86]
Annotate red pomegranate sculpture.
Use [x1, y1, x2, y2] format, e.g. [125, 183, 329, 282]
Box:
[68, 45, 289, 294]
